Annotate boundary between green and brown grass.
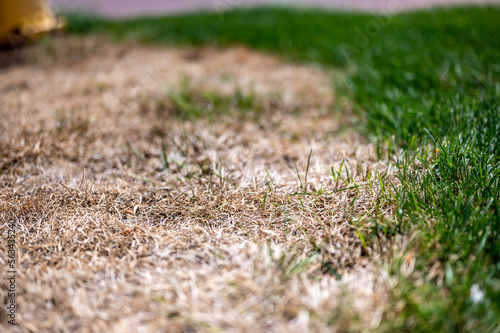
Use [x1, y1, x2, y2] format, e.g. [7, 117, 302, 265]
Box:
[64, 6, 500, 331]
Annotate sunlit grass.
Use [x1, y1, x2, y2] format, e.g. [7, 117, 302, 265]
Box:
[65, 5, 500, 330]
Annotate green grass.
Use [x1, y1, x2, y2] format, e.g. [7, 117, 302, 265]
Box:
[139, 82, 268, 123]
[67, 5, 500, 331]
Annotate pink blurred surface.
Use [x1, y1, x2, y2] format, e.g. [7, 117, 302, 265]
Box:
[50, 0, 500, 17]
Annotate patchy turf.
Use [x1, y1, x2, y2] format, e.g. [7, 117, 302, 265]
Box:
[2, 5, 500, 332]
[0, 36, 396, 332]
[66, 6, 500, 331]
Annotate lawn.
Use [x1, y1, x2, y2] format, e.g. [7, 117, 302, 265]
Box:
[1, 4, 499, 332]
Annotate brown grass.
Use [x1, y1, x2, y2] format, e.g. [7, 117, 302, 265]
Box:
[0, 36, 397, 332]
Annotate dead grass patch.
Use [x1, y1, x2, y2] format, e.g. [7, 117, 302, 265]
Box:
[1, 36, 396, 332]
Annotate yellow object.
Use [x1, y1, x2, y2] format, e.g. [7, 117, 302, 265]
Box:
[0, 0, 64, 46]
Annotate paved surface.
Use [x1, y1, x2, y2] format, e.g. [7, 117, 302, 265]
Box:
[51, 0, 500, 17]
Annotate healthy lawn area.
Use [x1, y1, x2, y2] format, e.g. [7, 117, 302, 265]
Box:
[68, 6, 500, 331]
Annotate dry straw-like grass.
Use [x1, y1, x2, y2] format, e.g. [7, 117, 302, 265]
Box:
[0, 36, 397, 332]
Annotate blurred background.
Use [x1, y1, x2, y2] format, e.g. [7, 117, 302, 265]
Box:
[49, 0, 500, 17]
